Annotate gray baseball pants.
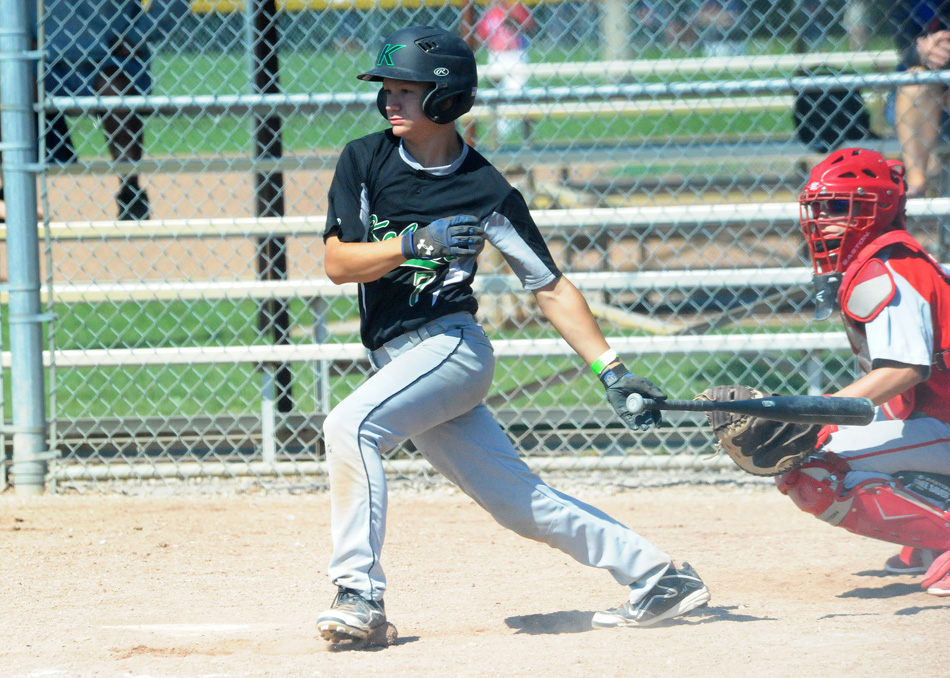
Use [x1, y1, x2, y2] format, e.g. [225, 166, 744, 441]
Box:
[323, 312, 672, 604]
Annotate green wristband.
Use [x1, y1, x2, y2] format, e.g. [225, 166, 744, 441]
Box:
[590, 349, 618, 376]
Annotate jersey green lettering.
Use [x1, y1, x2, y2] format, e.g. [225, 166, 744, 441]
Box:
[369, 214, 392, 242]
[409, 271, 437, 307]
[403, 259, 441, 270]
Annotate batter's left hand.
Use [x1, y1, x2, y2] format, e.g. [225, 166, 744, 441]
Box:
[401, 214, 486, 260]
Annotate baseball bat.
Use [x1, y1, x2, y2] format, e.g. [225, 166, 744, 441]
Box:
[624, 393, 874, 426]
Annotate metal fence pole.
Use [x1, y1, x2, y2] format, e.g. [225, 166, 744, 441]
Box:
[601, 0, 633, 62]
[0, 0, 47, 495]
[248, 0, 293, 416]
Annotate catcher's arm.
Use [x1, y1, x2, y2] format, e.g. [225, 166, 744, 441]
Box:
[833, 360, 926, 405]
[697, 385, 821, 476]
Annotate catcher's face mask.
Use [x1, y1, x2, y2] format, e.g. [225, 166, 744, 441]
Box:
[798, 148, 906, 320]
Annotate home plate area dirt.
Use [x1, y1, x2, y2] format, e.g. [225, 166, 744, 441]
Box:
[3, 480, 948, 677]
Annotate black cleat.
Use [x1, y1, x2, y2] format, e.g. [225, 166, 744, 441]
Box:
[317, 586, 387, 644]
[592, 562, 710, 628]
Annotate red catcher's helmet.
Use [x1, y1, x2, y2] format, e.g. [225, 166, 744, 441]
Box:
[799, 147, 906, 277]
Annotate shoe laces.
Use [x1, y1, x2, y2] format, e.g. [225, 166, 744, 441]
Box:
[335, 586, 382, 614]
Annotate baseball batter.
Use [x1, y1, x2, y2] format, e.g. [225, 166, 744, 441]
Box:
[314, 25, 710, 647]
[708, 148, 950, 596]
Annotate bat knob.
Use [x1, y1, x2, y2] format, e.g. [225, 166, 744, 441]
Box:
[625, 393, 645, 413]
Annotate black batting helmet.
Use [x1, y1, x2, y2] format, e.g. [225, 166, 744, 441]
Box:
[358, 25, 477, 124]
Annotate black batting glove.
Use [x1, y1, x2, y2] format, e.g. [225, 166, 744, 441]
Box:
[600, 362, 667, 431]
[401, 214, 486, 260]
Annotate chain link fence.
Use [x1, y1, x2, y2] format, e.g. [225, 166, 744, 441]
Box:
[2, 0, 949, 492]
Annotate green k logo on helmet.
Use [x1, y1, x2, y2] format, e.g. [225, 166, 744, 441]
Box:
[376, 44, 405, 67]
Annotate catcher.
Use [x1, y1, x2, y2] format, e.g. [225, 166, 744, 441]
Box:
[700, 148, 950, 596]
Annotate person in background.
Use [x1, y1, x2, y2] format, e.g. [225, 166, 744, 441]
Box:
[800, 0, 833, 50]
[693, 0, 746, 57]
[891, 1, 950, 198]
[475, 0, 536, 136]
[844, 0, 871, 51]
[632, 1, 670, 50]
[43, 0, 158, 220]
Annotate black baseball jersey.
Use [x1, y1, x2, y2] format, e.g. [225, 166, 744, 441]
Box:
[324, 129, 561, 350]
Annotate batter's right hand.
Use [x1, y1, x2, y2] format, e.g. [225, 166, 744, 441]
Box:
[603, 369, 668, 431]
[401, 215, 486, 260]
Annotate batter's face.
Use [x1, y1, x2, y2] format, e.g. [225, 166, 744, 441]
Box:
[380, 78, 438, 140]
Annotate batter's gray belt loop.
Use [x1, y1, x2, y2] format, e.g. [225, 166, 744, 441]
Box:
[370, 312, 475, 369]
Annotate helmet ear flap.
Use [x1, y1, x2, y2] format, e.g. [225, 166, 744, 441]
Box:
[422, 88, 438, 122]
[422, 89, 473, 124]
[376, 88, 387, 119]
[422, 88, 448, 123]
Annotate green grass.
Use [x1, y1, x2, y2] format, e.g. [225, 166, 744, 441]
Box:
[52, 297, 362, 351]
[0, 297, 359, 419]
[63, 40, 852, 159]
[68, 105, 793, 160]
[1, 295, 850, 420]
[36, 344, 853, 420]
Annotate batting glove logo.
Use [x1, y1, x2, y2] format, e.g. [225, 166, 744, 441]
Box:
[417, 239, 435, 258]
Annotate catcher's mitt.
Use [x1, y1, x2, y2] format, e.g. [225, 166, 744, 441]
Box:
[696, 385, 820, 476]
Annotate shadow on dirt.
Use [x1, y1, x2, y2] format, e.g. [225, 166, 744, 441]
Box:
[505, 605, 769, 634]
[838, 582, 922, 599]
[325, 635, 420, 652]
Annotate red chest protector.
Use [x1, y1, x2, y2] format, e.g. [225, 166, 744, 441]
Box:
[837, 231, 950, 423]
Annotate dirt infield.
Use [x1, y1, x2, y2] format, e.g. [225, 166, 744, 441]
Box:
[4, 477, 948, 678]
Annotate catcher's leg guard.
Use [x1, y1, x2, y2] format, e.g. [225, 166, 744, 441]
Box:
[777, 458, 950, 551]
